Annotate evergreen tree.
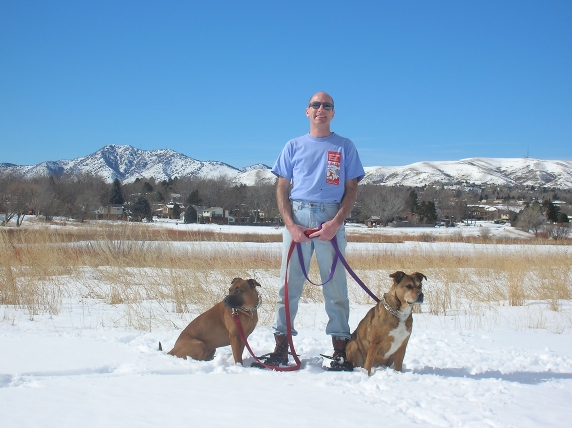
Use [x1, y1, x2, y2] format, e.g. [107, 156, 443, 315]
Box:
[184, 205, 198, 224]
[418, 200, 437, 222]
[557, 212, 569, 224]
[408, 190, 419, 213]
[186, 190, 202, 206]
[171, 203, 181, 220]
[142, 182, 153, 193]
[109, 178, 125, 205]
[154, 191, 165, 203]
[542, 199, 560, 223]
[131, 196, 152, 221]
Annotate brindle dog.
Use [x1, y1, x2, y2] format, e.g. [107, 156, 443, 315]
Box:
[346, 271, 425, 375]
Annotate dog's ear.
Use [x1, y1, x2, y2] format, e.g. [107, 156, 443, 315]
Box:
[247, 279, 261, 288]
[413, 272, 427, 283]
[390, 271, 405, 283]
[231, 278, 241, 284]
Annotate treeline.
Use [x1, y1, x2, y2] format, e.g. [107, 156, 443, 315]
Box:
[1, 173, 571, 228]
[357, 183, 571, 226]
[0, 174, 279, 226]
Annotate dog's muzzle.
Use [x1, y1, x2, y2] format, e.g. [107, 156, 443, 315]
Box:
[223, 294, 244, 309]
[409, 293, 424, 304]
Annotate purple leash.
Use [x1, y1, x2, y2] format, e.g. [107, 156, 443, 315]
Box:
[296, 225, 380, 303]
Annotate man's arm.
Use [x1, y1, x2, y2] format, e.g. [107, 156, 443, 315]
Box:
[309, 178, 358, 241]
[276, 176, 310, 243]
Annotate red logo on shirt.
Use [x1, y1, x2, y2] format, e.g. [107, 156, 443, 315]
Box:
[326, 151, 341, 185]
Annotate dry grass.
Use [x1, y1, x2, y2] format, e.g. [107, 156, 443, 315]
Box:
[347, 243, 571, 307]
[1, 223, 571, 332]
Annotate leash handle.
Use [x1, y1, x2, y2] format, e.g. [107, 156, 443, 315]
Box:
[303, 226, 320, 238]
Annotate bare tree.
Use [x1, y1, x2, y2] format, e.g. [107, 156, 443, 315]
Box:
[197, 177, 233, 208]
[43, 174, 101, 220]
[246, 183, 278, 223]
[74, 189, 98, 222]
[441, 197, 469, 225]
[544, 223, 571, 241]
[7, 181, 39, 226]
[515, 203, 545, 236]
[225, 184, 250, 223]
[0, 176, 17, 225]
[35, 177, 61, 220]
[358, 185, 407, 225]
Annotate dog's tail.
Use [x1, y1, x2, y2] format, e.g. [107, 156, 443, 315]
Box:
[158, 342, 163, 352]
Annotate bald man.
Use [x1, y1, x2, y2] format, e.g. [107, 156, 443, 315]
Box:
[260, 92, 365, 371]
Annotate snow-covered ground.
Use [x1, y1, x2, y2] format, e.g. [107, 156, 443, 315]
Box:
[2, 220, 571, 427]
[149, 217, 533, 240]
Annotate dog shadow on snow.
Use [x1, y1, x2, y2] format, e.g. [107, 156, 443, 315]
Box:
[411, 366, 572, 385]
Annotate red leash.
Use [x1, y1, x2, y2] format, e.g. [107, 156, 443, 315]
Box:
[232, 239, 301, 371]
[233, 225, 380, 370]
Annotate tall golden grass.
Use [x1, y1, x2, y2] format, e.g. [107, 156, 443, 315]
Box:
[1, 223, 571, 331]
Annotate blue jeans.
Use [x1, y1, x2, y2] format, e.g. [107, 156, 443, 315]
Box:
[273, 200, 350, 340]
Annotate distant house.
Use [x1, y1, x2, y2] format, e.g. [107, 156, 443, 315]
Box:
[468, 205, 498, 221]
[153, 202, 186, 220]
[365, 216, 381, 227]
[201, 207, 234, 225]
[159, 202, 185, 220]
[152, 204, 163, 218]
[95, 205, 124, 220]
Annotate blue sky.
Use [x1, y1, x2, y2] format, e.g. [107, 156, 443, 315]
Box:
[1, 0, 571, 169]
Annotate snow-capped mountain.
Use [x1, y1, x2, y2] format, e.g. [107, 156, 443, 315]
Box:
[1, 145, 571, 188]
[234, 168, 276, 186]
[0, 145, 244, 184]
[239, 163, 271, 173]
[362, 158, 572, 188]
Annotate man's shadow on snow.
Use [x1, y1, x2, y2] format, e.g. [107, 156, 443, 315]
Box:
[411, 367, 572, 385]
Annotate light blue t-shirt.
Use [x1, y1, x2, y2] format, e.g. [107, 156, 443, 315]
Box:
[272, 133, 365, 203]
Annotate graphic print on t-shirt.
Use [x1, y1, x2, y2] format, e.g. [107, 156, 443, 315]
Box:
[326, 151, 341, 185]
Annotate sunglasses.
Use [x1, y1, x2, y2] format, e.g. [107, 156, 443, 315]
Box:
[308, 101, 334, 110]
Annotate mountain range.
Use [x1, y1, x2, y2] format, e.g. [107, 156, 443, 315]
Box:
[1, 144, 571, 189]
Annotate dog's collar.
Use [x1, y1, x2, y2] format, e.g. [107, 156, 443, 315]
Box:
[232, 293, 262, 315]
[382, 295, 407, 319]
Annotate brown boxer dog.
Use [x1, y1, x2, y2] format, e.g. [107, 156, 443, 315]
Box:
[167, 277, 261, 365]
[346, 271, 425, 375]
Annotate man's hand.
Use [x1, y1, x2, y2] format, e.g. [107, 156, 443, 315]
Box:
[286, 223, 312, 243]
[306, 178, 358, 241]
[306, 219, 341, 241]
